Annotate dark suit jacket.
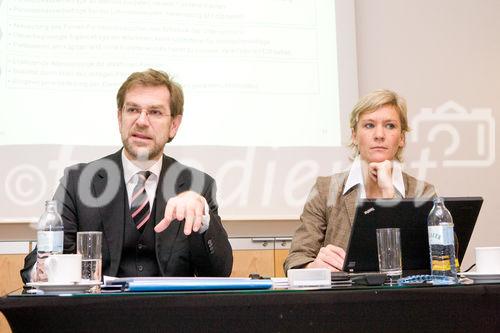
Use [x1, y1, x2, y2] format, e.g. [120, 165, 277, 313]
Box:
[21, 150, 233, 283]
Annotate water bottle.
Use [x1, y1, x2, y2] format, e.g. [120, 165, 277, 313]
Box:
[36, 200, 64, 282]
[427, 197, 457, 282]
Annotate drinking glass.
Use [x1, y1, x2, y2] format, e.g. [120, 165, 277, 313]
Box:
[376, 228, 402, 279]
[76, 231, 102, 282]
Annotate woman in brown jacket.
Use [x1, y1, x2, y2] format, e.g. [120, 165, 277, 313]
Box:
[284, 89, 436, 272]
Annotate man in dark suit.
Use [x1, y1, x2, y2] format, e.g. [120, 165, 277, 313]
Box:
[21, 69, 233, 282]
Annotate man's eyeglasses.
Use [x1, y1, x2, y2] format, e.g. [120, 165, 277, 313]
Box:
[122, 104, 171, 121]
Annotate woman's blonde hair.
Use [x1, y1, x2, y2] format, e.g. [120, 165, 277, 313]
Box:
[349, 89, 410, 161]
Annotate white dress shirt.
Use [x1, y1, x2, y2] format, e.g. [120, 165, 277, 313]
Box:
[121, 150, 210, 233]
[342, 156, 405, 199]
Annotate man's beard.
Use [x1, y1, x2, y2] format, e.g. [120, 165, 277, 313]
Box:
[123, 139, 163, 163]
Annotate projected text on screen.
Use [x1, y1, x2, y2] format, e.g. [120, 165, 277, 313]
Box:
[0, 0, 340, 147]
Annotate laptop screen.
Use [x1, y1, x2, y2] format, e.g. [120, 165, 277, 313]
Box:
[343, 197, 483, 274]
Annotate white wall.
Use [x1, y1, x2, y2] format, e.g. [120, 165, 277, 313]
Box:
[355, 0, 500, 268]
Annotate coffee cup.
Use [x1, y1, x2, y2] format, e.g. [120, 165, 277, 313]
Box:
[45, 254, 82, 283]
[475, 247, 500, 274]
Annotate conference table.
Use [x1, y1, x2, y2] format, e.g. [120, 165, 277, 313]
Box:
[1, 283, 499, 332]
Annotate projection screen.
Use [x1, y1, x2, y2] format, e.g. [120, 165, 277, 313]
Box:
[0, 0, 358, 220]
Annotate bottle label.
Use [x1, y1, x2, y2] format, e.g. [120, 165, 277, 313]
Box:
[432, 259, 452, 271]
[37, 231, 64, 252]
[428, 225, 454, 245]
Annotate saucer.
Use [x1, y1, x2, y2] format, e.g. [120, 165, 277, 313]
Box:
[26, 281, 102, 294]
[460, 272, 500, 284]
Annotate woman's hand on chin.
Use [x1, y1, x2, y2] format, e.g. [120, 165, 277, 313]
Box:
[368, 160, 395, 198]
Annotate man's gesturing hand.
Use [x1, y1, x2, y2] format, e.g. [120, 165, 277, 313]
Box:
[154, 191, 207, 235]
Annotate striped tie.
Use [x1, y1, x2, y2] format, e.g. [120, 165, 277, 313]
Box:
[130, 171, 151, 232]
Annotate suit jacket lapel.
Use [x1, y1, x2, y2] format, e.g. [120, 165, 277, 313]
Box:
[343, 187, 359, 226]
[94, 150, 125, 277]
[155, 155, 190, 274]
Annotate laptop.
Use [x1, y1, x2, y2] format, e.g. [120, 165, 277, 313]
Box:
[343, 197, 483, 275]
